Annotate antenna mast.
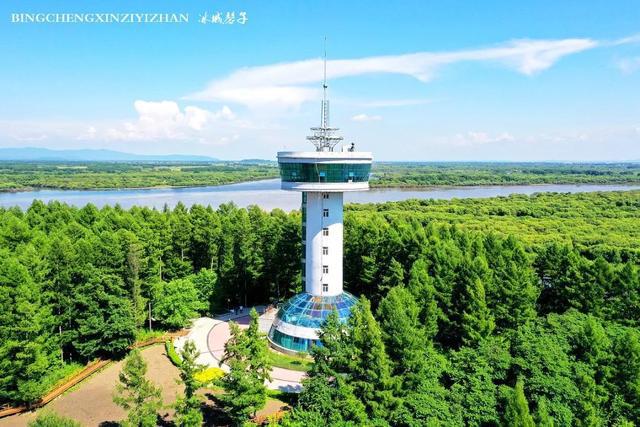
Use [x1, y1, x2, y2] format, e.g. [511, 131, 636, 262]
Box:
[307, 37, 343, 152]
[322, 37, 328, 129]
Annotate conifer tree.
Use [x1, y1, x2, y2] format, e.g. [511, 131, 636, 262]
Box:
[295, 310, 368, 425]
[175, 340, 204, 427]
[407, 258, 440, 339]
[113, 349, 162, 427]
[220, 310, 270, 424]
[611, 330, 640, 422]
[347, 296, 397, 421]
[72, 272, 137, 359]
[0, 254, 58, 403]
[244, 308, 271, 384]
[462, 278, 495, 346]
[378, 257, 404, 299]
[503, 379, 535, 427]
[307, 309, 348, 378]
[534, 398, 555, 427]
[377, 286, 427, 381]
[377, 286, 452, 424]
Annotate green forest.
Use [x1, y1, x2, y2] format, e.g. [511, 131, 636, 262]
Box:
[1, 190, 640, 425]
[2, 161, 640, 192]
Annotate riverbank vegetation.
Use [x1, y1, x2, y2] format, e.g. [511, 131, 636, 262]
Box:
[1, 161, 639, 192]
[371, 161, 640, 187]
[1, 190, 639, 425]
[0, 161, 278, 192]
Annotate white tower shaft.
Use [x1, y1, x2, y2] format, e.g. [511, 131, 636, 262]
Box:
[303, 191, 344, 296]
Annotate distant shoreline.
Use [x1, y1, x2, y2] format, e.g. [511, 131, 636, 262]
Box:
[4, 178, 640, 194]
[0, 176, 280, 194]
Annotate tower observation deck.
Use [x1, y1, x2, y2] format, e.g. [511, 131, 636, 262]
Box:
[268, 49, 373, 354]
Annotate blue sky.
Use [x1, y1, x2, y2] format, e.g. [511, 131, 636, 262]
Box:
[1, 0, 639, 161]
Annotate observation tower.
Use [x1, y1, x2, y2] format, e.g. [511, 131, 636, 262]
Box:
[268, 51, 373, 354]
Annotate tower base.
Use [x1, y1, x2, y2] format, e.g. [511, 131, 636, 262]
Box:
[267, 291, 357, 353]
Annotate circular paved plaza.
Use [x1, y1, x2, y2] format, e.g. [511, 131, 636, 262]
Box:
[174, 308, 306, 392]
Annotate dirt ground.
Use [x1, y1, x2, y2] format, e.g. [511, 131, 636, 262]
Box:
[0, 317, 294, 427]
[0, 345, 182, 427]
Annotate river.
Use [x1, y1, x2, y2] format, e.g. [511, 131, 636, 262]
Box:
[0, 179, 638, 211]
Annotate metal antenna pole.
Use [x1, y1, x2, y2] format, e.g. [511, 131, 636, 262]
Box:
[323, 36, 328, 129]
[307, 36, 343, 151]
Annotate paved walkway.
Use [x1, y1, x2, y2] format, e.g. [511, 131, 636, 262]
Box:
[175, 308, 305, 392]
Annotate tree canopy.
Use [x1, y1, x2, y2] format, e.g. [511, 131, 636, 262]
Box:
[0, 191, 639, 426]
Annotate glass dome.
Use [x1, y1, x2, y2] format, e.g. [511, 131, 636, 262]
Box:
[268, 291, 358, 353]
[276, 291, 358, 329]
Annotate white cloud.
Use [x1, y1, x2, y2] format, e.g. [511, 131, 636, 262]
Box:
[609, 33, 640, 46]
[351, 113, 382, 122]
[186, 37, 601, 109]
[616, 57, 640, 74]
[451, 131, 515, 147]
[98, 100, 238, 141]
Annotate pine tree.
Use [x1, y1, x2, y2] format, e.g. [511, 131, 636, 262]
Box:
[611, 262, 640, 324]
[113, 349, 162, 427]
[174, 340, 204, 427]
[534, 398, 555, 427]
[377, 286, 427, 382]
[72, 273, 137, 359]
[611, 330, 640, 422]
[378, 257, 404, 300]
[170, 202, 193, 264]
[503, 379, 535, 427]
[484, 235, 538, 332]
[461, 278, 495, 346]
[0, 254, 58, 403]
[311, 310, 349, 377]
[347, 296, 397, 421]
[244, 308, 271, 384]
[407, 258, 440, 339]
[220, 311, 269, 424]
[125, 238, 147, 326]
[296, 310, 368, 425]
[377, 286, 452, 424]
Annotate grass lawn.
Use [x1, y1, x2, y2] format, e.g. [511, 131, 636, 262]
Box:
[134, 328, 167, 342]
[266, 349, 312, 372]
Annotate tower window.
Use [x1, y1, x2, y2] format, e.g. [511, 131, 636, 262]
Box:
[323, 265, 329, 274]
[323, 209, 329, 217]
[322, 192, 329, 199]
[322, 227, 329, 236]
[322, 246, 328, 255]
[322, 283, 329, 292]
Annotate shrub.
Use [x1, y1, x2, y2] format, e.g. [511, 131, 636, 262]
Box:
[194, 367, 225, 387]
[165, 340, 182, 367]
[28, 412, 81, 427]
